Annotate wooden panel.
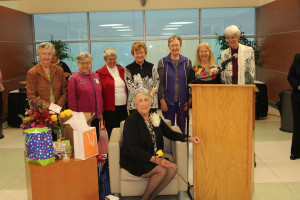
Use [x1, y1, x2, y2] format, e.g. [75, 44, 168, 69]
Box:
[257, 32, 300, 73]
[256, 68, 291, 103]
[256, 0, 300, 35]
[190, 84, 255, 200]
[0, 6, 33, 42]
[25, 155, 99, 200]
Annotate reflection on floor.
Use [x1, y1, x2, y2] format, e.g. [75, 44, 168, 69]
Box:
[0, 106, 300, 200]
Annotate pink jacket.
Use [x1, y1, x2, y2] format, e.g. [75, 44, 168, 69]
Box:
[68, 71, 103, 118]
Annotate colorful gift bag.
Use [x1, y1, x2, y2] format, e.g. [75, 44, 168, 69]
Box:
[24, 128, 55, 166]
[73, 127, 98, 160]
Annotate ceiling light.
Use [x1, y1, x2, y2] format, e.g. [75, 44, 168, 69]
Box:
[120, 35, 133, 37]
[162, 33, 175, 36]
[116, 29, 132, 32]
[163, 28, 178, 30]
[99, 24, 124, 27]
[165, 25, 182, 27]
[112, 26, 130, 29]
[169, 22, 194, 25]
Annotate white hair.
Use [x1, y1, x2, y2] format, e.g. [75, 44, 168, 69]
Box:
[76, 52, 93, 64]
[224, 25, 241, 37]
[133, 88, 151, 105]
[37, 42, 55, 56]
[103, 47, 117, 61]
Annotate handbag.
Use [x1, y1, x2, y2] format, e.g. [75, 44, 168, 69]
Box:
[98, 120, 109, 154]
[24, 127, 55, 166]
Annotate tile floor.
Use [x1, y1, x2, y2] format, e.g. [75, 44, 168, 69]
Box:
[0, 106, 300, 200]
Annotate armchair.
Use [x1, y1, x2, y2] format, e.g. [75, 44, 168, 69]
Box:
[108, 119, 188, 199]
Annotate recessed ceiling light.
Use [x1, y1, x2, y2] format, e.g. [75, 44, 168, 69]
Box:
[112, 26, 130, 29]
[120, 35, 133, 37]
[99, 24, 124, 27]
[162, 33, 175, 36]
[169, 22, 194, 25]
[116, 29, 132, 32]
[165, 25, 182, 27]
[163, 28, 178, 30]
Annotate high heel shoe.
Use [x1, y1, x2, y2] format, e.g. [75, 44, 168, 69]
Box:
[290, 155, 298, 160]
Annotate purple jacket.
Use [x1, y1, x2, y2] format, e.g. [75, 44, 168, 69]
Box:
[160, 54, 193, 105]
[68, 71, 103, 118]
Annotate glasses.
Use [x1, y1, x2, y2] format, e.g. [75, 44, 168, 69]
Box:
[79, 62, 91, 66]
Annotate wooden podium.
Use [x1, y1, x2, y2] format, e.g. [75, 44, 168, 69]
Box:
[190, 84, 255, 200]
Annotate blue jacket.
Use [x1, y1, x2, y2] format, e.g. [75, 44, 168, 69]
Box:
[160, 53, 193, 105]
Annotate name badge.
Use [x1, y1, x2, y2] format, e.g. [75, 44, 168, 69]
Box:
[94, 78, 100, 84]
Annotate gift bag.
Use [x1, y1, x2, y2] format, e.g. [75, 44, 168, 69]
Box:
[24, 128, 55, 166]
[99, 121, 109, 155]
[74, 127, 98, 160]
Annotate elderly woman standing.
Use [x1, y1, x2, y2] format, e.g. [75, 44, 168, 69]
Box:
[192, 42, 221, 84]
[68, 52, 103, 140]
[126, 41, 159, 113]
[221, 25, 255, 84]
[96, 48, 127, 138]
[26, 42, 67, 109]
[158, 35, 194, 134]
[120, 88, 200, 200]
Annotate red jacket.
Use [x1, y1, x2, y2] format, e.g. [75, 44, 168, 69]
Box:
[96, 64, 127, 111]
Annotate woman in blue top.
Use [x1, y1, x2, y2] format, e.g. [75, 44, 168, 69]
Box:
[158, 35, 195, 134]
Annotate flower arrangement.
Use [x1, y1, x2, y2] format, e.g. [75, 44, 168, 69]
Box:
[19, 99, 72, 136]
[150, 113, 161, 127]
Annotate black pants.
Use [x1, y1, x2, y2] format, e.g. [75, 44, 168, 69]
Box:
[103, 105, 128, 138]
[91, 118, 100, 141]
[0, 92, 3, 138]
[291, 91, 300, 156]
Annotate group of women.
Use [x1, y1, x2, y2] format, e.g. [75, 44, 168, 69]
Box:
[26, 24, 256, 199]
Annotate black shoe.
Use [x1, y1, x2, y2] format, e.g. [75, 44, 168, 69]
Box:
[0, 135, 4, 139]
[290, 155, 298, 160]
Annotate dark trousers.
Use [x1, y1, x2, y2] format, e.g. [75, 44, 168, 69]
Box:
[291, 91, 300, 156]
[103, 105, 128, 138]
[91, 118, 100, 141]
[162, 102, 187, 134]
[0, 92, 3, 138]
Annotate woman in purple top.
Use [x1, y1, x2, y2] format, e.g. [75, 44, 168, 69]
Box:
[68, 52, 103, 140]
[220, 25, 255, 84]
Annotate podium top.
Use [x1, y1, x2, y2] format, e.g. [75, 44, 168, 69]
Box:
[189, 84, 258, 91]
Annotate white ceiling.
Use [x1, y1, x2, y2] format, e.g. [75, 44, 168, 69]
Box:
[0, 0, 275, 14]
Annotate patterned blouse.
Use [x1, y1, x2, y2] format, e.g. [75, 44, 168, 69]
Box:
[193, 65, 221, 81]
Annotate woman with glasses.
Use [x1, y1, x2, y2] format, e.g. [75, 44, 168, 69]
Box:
[157, 35, 194, 134]
[68, 52, 103, 140]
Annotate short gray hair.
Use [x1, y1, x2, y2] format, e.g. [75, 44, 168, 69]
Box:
[133, 88, 151, 105]
[37, 42, 55, 56]
[103, 47, 117, 61]
[168, 35, 182, 46]
[76, 52, 93, 64]
[224, 25, 241, 37]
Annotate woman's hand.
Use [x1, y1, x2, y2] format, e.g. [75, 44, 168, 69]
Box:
[150, 89, 157, 96]
[157, 157, 173, 167]
[160, 99, 168, 112]
[188, 137, 200, 144]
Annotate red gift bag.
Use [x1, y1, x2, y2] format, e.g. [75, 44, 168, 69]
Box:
[98, 120, 108, 154]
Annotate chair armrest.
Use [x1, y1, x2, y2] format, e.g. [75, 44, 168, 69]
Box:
[171, 126, 188, 192]
[108, 127, 122, 193]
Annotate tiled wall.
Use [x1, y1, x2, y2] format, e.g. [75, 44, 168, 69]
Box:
[0, 6, 34, 119]
[256, 0, 300, 103]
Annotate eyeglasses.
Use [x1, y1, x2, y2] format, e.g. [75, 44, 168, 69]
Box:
[79, 62, 91, 66]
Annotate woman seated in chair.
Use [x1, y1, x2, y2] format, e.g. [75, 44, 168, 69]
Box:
[120, 88, 200, 200]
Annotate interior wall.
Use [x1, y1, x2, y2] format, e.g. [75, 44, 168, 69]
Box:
[256, 0, 300, 103]
[0, 6, 34, 119]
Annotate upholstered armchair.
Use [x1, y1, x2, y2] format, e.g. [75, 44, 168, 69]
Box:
[108, 119, 188, 199]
